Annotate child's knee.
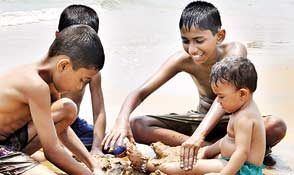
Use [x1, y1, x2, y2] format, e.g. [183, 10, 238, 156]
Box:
[265, 116, 287, 146]
[130, 116, 146, 131]
[58, 98, 78, 124]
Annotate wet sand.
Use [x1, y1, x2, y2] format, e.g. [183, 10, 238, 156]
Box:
[0, 0, 293, 174]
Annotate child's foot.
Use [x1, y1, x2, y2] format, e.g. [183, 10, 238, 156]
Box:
[263, 147, 276, 166]
[126, 142, 149, 172]
[263, 155, 276, 166]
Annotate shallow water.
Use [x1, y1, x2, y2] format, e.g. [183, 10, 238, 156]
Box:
[0, 0, 293, 174]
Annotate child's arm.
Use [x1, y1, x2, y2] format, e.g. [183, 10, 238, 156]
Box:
[181, 98, 225, 169]
[89, 72, 106, 155]
[27, 82, 93, 175]
[220, 116, 253, 174]
[102, 51, 186, 150]
[59, 126, 100, 171]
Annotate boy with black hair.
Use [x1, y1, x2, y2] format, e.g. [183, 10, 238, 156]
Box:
[55, 4, 106, 155]
[127, 57, 265, 175]
[0, 25, 104, 175]
[103, 0, 286, 170]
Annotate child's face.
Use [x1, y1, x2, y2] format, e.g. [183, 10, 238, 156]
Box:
[54, 61, 97, 93]
[211, 81, 243, 113]
[180, 26, 219, 64]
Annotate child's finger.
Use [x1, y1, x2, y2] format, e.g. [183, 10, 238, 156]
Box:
[188, 147, 194, 170]
[109, 133, 120, 151]
[180, 146, 184, 168]
[184, 147, 190, 170]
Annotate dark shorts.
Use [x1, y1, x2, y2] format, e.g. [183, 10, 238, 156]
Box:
[0, 124, 28, 152]
[71, 117, 94, 151]
[147, 110, 230, 141]
[0, 124, 39, 174]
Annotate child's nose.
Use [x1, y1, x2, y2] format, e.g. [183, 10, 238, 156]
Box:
[188, 43, 199, 56]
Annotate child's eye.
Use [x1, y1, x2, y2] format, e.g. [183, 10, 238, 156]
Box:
[195, 39, 205, 44]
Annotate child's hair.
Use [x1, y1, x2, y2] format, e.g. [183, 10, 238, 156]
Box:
[210, 57, 257, 92]
[48, 24, 105, 70]
[179, 1, 221, 35]
[58, 4, 99, 33]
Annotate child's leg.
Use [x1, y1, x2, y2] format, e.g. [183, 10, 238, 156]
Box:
[130, 115, 192, 146]
[22, 98, 77, 155]
[151, 159, 226, 175]
[127, 142, 226, 175]
[263, 115, 287, 166]
[264, 115, 286, 147]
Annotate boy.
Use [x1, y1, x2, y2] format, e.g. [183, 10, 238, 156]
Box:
[127, 57, 265, 175]
[102, 0, 286, 169]
[56, 4, 106, 155]
[0, 25, 104, 174]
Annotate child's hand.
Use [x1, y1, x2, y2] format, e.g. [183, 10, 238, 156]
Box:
[102, 121, 135, 152]
[180, 135, 204, 171]
[204, 173, 221, 175]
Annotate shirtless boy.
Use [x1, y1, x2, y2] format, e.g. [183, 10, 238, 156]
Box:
[56, 4, 106, 155]
[103, 1, 286, 168]
[0, 25, 104, 174]
[127, 57, 265, 175]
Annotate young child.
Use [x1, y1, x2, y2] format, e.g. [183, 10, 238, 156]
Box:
[127, 57, 265, 175]
[103, 0, 286, 168]
[0, 25, 104, 174]
[56, 4, 106, 155]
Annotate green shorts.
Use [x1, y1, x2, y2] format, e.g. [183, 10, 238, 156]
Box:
[219, 157, 264, 175]
[147, 110, 230, 141]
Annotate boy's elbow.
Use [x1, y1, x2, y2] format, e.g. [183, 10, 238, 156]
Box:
[43, 144, 62, 161]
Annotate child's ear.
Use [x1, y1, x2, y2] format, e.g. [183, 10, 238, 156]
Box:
[216, 29, 226, 43]
[239, 88, 249, 100]
[57, 57, 71, 72]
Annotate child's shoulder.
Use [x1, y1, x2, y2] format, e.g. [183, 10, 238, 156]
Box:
[221, 41, 247, 59]
[234, 107, 261, 124]
[14, 65, 49, 94]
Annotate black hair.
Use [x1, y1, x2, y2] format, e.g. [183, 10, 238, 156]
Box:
[210, 57, 257, 92]
[48, 25, 104, 70]
[58, 4, 99, 33]
[179, 1, 222, 35]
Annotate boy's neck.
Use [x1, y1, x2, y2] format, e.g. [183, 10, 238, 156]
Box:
[37, 56, 55, 84]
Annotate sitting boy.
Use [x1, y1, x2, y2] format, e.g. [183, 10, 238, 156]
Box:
[56, 4, 106, 155]
[127, 57, 265, 175]
[103, 1, 286, 167]
[0, 25, 104, 174]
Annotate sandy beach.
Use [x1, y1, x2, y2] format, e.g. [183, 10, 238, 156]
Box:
[0, 0, 294, 174]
